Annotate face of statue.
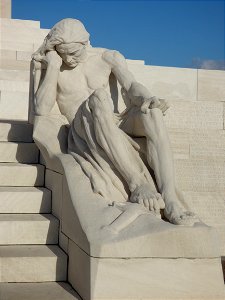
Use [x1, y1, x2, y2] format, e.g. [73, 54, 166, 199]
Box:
[56, 42, 87, 68]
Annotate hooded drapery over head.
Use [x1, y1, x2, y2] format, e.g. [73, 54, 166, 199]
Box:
[33, 18, 90, 59]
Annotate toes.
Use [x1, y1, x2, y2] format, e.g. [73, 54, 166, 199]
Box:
[143, 199, 150, 210]
[153, 198, 160, 212]
[157, 195, 165, 209]
[149, 199, 154, 211]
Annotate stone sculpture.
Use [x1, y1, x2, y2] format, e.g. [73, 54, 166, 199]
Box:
[32, 18, 199, 228]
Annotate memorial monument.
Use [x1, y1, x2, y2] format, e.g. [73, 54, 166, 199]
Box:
[32, 18, 198, 227]
[0, 2, 224, 298]
[30, 18, 225, 299]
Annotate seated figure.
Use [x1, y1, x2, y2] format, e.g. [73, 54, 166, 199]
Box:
[33, 18, 198, 226]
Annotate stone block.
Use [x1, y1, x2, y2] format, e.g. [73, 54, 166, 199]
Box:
[182, 191, 225, 226]
[0, 187, 51, 213]
[0, 282, 81, 300]
[164, 100, 224, 130]
[0, 80, 29, 91]
[0, 142, 39, 163]
[0, 18, 40, 29]
[0, 59, 30, 70]
[0, 245, 67, 282]
[128, 65, 197, 101]
[1, 27, 49, 44]
[0, 214, 59, 244]
[0, 91, 29, 120]
[0, 40, 34, 52]
[68, 240, 225, 300]
[0, 49, 16, 60]
[0, 0, 11, 18]
[0, 121, 33, 142]
[45, 169, 63, 219]
[0, 163, 44, 186]
[198, 69, 225, 102]
[174, 158, 225, 192]
[168, 129, 225, 160]
[16, 51, 32, 61]
[59, 231, 69, 254]
[0, 69, 30, 81]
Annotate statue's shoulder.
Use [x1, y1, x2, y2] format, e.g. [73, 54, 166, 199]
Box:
[101, 49, 127, 67]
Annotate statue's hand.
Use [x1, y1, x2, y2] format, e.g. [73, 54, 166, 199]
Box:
[141, 96, 170, 115]
[45, 51, 62, 69]
[32, 50, 62, 69]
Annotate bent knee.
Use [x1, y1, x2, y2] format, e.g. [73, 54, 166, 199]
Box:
[140, 108, 167, 138]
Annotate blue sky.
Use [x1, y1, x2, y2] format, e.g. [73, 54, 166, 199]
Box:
[12, 0, 225, 69]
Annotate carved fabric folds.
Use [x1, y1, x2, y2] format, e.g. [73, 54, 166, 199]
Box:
[68, 98, 154, 204]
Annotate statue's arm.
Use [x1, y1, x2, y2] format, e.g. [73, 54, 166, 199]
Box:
[34, 51, 62, 116]
[102, 50, 169, 113]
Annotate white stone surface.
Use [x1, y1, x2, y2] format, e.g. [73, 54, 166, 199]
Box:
[0, 187, 51, 213]
[0, 121, 33, 142]
[174, 158, 225, 192]
[182, 191, 225, 226]
[0, 69, 30, 81]
[68, 240, 225, 300]
[0, 80, 29, 91]
[0, 49, 16, 60]
[0, 1, 11, 18]
[0, 142, 38, 163]
[0, 59, 30, 70]
[0, 282, 81, 300]
[164, 100, 224, 130]
[45, 169, 63, 219]
[0, 40, 34, 51]
[0, 245, 67, 282]
[0, 17, 40, 29]
[0, 214, 59, 244]
[59, 231, 69, 254]
[129, 65, 198, 101]
[0, 91, 29, 120]
[16, 51, 32, 61]
[0, 163, 44, 186]
[1, 27, 49, 43]
[198, 69, 225, 102]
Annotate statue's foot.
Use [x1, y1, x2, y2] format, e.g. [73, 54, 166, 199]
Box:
[130, 183, 165, 213]
[164, 202, 199, 226]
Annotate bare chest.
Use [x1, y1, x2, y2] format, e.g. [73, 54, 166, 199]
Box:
[57, 57, 111, 98]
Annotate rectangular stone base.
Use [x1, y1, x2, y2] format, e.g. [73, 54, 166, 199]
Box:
[68, 240, 225, 300]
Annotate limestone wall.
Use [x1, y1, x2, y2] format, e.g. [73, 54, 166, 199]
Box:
[0, 17, 225, 255]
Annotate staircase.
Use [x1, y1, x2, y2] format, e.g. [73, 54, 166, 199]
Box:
[0, 122, 80, 299]
[0, 18, 80, 300]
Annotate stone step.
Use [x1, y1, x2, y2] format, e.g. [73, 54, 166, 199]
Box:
[0, 282, 80, 300]
[0, 163, 44, 186]
[0, 121, 33, 142]
[0, 245, 67, 282]
[0, 142, 39, 163]
[0, 187, 51, 213]
[0, 214, 58, 244]
[1, 27, 49, 44]
[0, 91, 29, 120]
[0, 69, 30, 81]
[0, 18, 41, 29]
[174, 158, 225, 192]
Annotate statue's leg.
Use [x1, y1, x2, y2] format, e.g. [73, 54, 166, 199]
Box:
[88, 89, 165, 213]
[122, 107, 198, 225]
